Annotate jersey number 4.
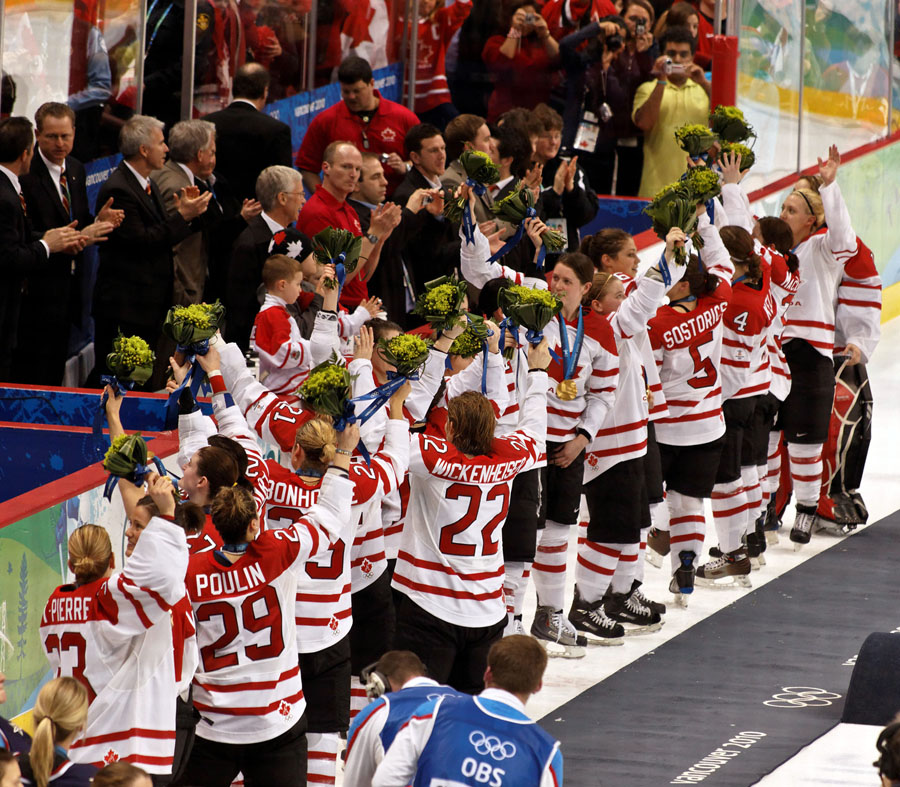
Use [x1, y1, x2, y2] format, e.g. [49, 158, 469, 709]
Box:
[440, 483, 511, 557]
[196, 586, 285, 671]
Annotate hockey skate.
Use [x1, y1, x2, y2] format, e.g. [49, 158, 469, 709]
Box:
[503, 615, 527, 637]
[816, 493, 860, 536]
[531, 605, 587, 658]
[790, 504, 817, 549]
[630, 579, 666, 616]
[604, 588, 663, 635]
[668, 550, 696, 608]
[745, 531, 766, 569]
[850, 491, 869, 523]
[695, 549, 752, 589]
[645, 527, 670, 569]
[568, 587, 625, 645]
[754, 514, 769, 556]
[763, 496, 781, 545]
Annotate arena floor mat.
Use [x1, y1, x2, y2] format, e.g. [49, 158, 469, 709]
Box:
[540, 507, 900, 786]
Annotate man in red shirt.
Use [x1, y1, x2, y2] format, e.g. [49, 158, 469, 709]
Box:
[295, 56, 419, 197]
[296, 140, 401, 308]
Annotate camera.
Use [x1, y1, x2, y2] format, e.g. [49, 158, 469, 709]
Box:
[605, 33, 624, 51]
[523, 12, 536, 23]
[664, 58, 686, 75]
[422, 195, 433, 205]
[635, 22, 646, 35]
[379, 152, 390, 164]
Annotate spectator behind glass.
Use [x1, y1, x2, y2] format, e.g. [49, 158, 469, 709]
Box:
[558, 16, 631, 195]
[542, 0, 618, 41]
[611, 0, 658, 196]
[481, 2, 560, 122]
[655, 3, 703, 65]
[632, 25, 710, 198]
[692, 0, 723, 70]
[532, 103, 599, 260]
[407, 0, 472, 130]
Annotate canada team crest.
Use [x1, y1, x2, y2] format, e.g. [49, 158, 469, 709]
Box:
[279, 700, 292, 719]
[104, 749, 119, 765]
[380, 128, 398, 143]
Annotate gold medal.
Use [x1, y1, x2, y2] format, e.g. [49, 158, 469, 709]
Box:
[556, 379, 577, 401]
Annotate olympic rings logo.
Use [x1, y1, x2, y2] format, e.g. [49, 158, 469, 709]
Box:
[468, 730, 517, 760]
[763, 687, 842, 708]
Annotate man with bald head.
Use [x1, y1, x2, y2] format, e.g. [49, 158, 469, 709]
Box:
[202, 63, 293, 202]
[296, 140, 401, 308]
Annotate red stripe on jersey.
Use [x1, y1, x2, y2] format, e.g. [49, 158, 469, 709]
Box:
[591, 367, 617, 377]
[193, 688, 305, 716]
[666, 388, 722, 407]
[397, 551, 504, 581]
[657, 410, 721, 424]
[837, 298, 881, 308]
[786, 319, 834, 330]
[296, 607, 352, 626]
[595, 419, 647, 437]
[393, 572, 504, 601]
[120, 575, 172, 614]
[546, 406, 581, 418]
[74, 727, 177, 747]
[116, 577, 153, 630]
[296, 584, 352, 603]
[195, 666, 300, 693]
[587, 438, 647, 459]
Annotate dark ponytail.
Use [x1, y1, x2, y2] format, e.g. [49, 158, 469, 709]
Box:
[757, 216, 799, 273]
[720, 225, 762, 284]
[685, 255, 720, 298]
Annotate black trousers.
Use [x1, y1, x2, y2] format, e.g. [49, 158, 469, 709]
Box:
[174, 716, 308, 787]
[393, 593, 505, 695]
[350, 570, 395, 675]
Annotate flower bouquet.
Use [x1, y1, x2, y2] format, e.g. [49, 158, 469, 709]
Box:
[490, 186, 566, 262]
[716, 141, 756, 172]
[163, 301, 225, 364]
[376, 333, 432, 377]
[297, 354, 353, 419]
[311, 227, 363, 289]
[499, 285, 563, 360]
[443, 150, 501, 224]
[674, 123, 719, 158]
[411, 274, 469, 333]
[449, 314, 491, 358]
[106, 333, 155, 388]
[709, 105, 755, 143]
[643, 181, 699, 264]
[102, 433, 166, 499]
[683, 166, 722, 205]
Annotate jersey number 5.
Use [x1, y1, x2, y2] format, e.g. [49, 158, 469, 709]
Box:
[688, 334, 717, 390]
[439, 483, 511, 558]
[197, 585, 285, 671]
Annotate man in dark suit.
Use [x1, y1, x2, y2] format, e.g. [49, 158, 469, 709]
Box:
[0, 116, 88, 381]
[225, 164, 305, 351]
[203, 63, 293, 203]
[90, 114, 211, 388]
[16, 102, 123, 384]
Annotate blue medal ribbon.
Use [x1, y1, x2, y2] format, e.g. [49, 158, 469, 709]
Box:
[163, 340, 211, 430]
[486, 207, 548, 271]
[93, 376, 135, 455]
[462, 178, 485, 244]
[332, 251, 347, 291]
[558, 309, 584, 381]
[656, 251, 672, 287]
[103, 455, 170, 500]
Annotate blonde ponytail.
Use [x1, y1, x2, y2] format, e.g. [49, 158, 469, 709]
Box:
[31, 677, 89, 787]
[294, 418, 338, 471]
[67, 524, 112, 585]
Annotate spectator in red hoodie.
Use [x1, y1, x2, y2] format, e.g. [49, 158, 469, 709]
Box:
[481, 2, 560, 122]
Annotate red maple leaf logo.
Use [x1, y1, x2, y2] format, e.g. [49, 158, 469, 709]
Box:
[546, 345, 583, 383]
[329, 616, 339, 633]
[360, 558, 373, 577]
[279, 700, 291, 717]
[104, 749, 119, 765]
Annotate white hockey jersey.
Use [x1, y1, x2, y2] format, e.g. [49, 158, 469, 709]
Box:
[41, 517, 189, 773]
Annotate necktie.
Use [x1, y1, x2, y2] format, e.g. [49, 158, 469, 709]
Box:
[59, 169, 71, 216]
[145, 182, 152, 196]
[19, 192, 27, 216]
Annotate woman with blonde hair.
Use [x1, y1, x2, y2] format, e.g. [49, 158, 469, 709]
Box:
[17, 677, 96, 786]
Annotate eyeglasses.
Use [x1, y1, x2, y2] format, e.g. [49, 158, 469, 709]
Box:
[281, 191, 305, 197]
[627, 15, 649, 22]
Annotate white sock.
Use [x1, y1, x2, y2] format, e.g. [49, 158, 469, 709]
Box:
[503, 562, 528, 624]
[532, 521, 570, 610]
[711, 478, 747, 553]
[788, 442, 824, 507]
[610, 542, 639, 593]
[307, 731, 340, 786]
[667, 490, 706, 572]
[349, 676, 368, 726]
[650, 499, 670, 531]
[574, 523, 618, 603]
[634, 526, 650, 583]
[766, 431, 782, 498]
[742, 465, 763, 533]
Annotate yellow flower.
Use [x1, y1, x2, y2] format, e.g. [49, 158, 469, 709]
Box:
[506, 285, 561, 309]
[300, 364, 350, 398]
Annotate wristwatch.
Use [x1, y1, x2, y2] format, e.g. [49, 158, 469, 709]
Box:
[366, 232, 379, 244]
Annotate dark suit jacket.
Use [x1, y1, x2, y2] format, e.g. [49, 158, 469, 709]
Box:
[203, 102, 293, 202]
[93, 161, 194, 328]
[17, 152, 93, 382]
[225, 214, 274, 350]
[0, 170, 49, 379]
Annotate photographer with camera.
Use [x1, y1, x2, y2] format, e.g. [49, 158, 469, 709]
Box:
[632, 25, 710, 197]
[558, 16, 632, 194]
[482, 2, 560, 122]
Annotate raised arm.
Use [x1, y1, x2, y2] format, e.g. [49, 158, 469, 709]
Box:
[818, 145, 858, 260]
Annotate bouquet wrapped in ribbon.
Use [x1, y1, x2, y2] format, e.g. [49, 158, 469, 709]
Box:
[709, 105, 755, 143]
[683, 165, 722, 205]
[717, 142, 756, 172]
[412, 275, 468, 333]
[674, 123, 719, 158]
[377, 333, 432, 377]
[499, 285, 563, 360]
[489, 186, 566, 269]
[163, 301, 225, 363]
[443, 150, 501, 228]
[102, 433, 167, 499]
[643, 181, 699, 265]
[311, 226, 363, 290]
[298, 355, 354, 420]
[106, 334, 154, 388]
[449, 317, 490, 358]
